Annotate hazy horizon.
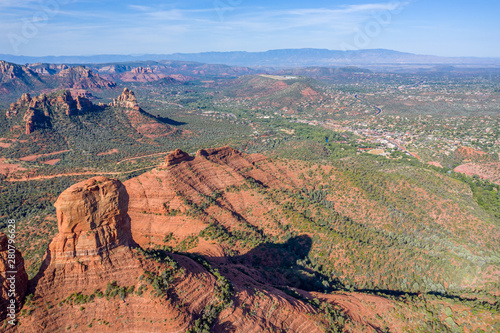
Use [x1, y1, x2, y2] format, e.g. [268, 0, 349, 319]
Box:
[2, 48, 500, 60]
[1, 0, 499, 58]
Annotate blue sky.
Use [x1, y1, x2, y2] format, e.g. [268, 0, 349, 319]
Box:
[0, 0, 499, 57]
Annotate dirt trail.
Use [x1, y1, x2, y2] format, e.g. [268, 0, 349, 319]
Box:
[6, 150, 174, 182]
[5, 166, 154, 182]
[116, 151, 171, 164]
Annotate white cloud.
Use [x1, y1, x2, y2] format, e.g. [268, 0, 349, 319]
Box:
[0, 1, 413, 55]
[127, 5, 153, 12]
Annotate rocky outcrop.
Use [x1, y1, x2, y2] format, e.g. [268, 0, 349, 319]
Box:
[23, 109, 36, 134]
[131, 67, 153, 74]
[6, 89, 180, 139]
[57, 66, 116, 89]
[0, 61, 38, 84]
[75, 95, 93, 113]
[6, 93, 31, 117]
[110, 88, 140, 110]
[125, 146, 276, 246]
[16, 176, 221, 332]
[11, 90, 95, 133]
[27, 63, 68, 75]
[69, 89, 92, 99]
[56, 90, 77, 116]
[12, 147, 496, 332]
[0, 61, 43, 94]
[0, 61, 116, 95]
[29, 176, 139, 296]
[165, 149, 191, 166]
[15, 170, 330, 332]
[50, 176, 133, 260]
[0, 232, 28, 322]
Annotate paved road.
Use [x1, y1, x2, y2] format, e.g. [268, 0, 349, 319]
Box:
[354, 94, 382, 116]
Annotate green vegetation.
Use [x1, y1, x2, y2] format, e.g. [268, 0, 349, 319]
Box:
[137, 248, 186, 297]
[186, 254, 234, 333]
[1, 63, 499, 330]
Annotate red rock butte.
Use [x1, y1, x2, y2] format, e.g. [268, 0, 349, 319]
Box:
[51, 176, 132, 260]
[165, 148, 191, 166]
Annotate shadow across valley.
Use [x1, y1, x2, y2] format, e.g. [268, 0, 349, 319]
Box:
[154, 115, 186, 126]
[226, 235, 345, 293]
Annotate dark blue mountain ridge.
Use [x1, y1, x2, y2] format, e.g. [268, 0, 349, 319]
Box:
[1, 48, 499, 68]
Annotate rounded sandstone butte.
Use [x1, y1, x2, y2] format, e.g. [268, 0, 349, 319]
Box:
[0, 232, 28, 321]
[195, 146, 256, 167]
[55, 176, 128, 233]
[51, 176, 132, 257]
[165, 148, 191, 166]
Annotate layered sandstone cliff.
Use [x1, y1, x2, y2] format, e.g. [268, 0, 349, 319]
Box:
[0, 61, 38, 84]
[8, 172, 329, 332]
[7, 147, 496, 331]
[9, 177, 219, 332]
[50, 176, 133, 260]
[57, 66, 116, 89]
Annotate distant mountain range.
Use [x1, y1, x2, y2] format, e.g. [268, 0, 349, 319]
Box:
[2, 49, 500, 69]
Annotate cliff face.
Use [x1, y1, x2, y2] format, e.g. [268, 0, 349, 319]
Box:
[6, 88, 178, 137]
[51, 177, 133, 259]
[57, 66, 116, 89]
[6, 90, 95, 134]
[124, 146, 283, 250]
[10, 174, 329, 332]
[0, 61, 116, 94]
[27, 63, 69, 75]
[0, 61, 38, 84]
[18, 176, 219, 332]
[0, 61, 43, 93]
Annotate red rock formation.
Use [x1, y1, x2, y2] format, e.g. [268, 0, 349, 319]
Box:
[27, 63, 68, 75]
[56, 90, 77, 116]
[13, 176, 222, 332]
[6, 93, 31, 117]
[23, 108, 36, 134]
[0, 61, 37, 84]
[69, 89, 92, 99]
[75, 96, 93, 113]
[0, 232, 28, 322]
[165, 149, 191, 166]
[14, 173, 330, 332]
[28, 93, 50, 117]
[455, 146, 488, 161]
[15, 90, 95, 133]
[110, 88, 140, 110]
[11, 148, 495, 331]
[131, 67, 153, 74]
[51, 177, 133, 260]
[57, 66, 116, 89]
